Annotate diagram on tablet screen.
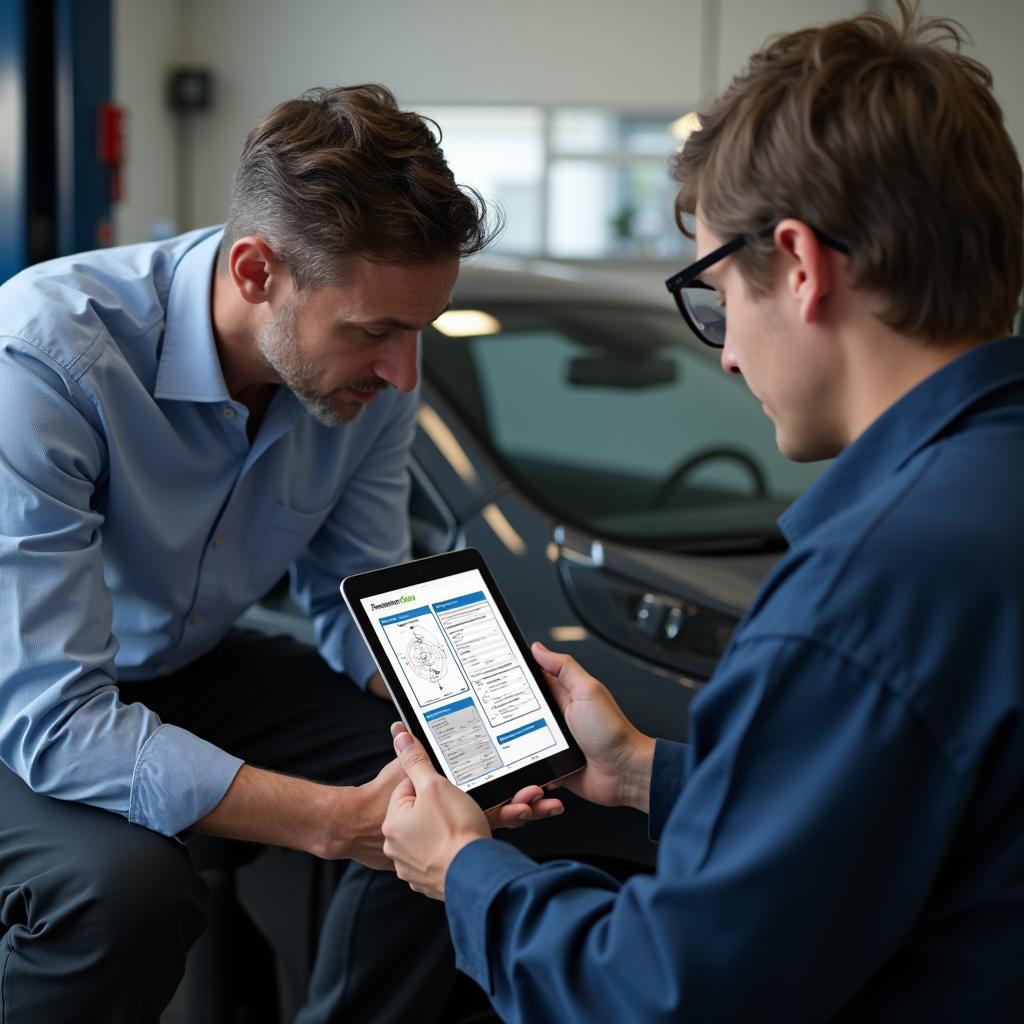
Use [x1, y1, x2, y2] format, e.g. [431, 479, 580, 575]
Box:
[407, 626, 448, 686]
[382, 612, 470, 707]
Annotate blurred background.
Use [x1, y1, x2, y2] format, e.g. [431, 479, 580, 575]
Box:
[3, 5, 1022, 1020]
[2, 0, 1021, 285]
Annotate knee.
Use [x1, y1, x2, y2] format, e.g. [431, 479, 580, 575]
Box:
[60, 825, 209, 958]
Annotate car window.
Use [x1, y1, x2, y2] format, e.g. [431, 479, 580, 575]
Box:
[422, 305, 829, 548]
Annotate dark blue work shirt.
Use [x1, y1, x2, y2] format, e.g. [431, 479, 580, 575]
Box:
[445, 336, 1024, 1022]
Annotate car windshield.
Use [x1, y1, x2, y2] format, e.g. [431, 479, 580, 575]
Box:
[421, 303, 829, 550]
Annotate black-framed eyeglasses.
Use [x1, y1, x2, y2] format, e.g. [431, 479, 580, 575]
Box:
[665, 226, 850, 348]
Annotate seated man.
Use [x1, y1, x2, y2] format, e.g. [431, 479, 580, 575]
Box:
[381, 5, 1024, 1021]
[0, 83, 539, 1023]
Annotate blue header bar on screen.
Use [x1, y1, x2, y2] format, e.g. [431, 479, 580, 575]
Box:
[379, 606, 433, 626]
[423, 697, 475, 722]
[496, 719, 547, 745]
[432, 591, 486, 614]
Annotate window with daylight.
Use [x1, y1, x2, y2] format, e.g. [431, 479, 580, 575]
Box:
[420, 105, 692, 261]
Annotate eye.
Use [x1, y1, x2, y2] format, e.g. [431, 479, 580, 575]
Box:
[361, 328, 391, 341]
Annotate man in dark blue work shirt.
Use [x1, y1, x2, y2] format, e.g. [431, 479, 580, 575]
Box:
[380, 4, 1024, 1021]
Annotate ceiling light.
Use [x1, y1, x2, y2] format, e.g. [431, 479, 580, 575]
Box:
[550, 626, 588, 642]
[433, 310, 502, 337]
[669, 111, 703, 144]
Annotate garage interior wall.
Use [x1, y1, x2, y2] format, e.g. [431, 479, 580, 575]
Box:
[113, 0, 1024, 253]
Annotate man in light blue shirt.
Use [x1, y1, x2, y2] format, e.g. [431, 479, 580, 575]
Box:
[0, 84, 512, 1022]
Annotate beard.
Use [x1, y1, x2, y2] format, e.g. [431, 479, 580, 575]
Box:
[257, 298, 388, 427]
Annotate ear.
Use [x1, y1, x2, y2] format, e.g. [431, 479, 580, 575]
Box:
[773, 219, 832, 325]
[226, 236, 289, 306]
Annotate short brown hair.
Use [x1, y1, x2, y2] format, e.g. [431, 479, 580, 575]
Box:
[221, 84, 499, 286]
[672, 0, 1023, 341]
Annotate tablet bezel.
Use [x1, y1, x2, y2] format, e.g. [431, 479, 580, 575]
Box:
[341, 548, 585, 810]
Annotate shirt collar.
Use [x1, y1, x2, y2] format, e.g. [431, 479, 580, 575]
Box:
[779, 335, 1024, 544]
[154, 227, 231, 402]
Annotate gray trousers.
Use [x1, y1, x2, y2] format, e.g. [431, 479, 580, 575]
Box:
[0, 629, 457, 1023]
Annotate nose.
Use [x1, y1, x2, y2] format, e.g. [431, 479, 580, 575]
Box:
[720, 342, 742, 376]
[374, 331, 420, 393]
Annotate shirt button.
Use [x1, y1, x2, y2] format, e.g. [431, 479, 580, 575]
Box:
[213, 534, 225, 547]
[189, 612, 204, 626]
[223, 407, 236, 419]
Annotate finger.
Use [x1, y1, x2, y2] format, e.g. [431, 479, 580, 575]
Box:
[386, 775, 416, 814]
[376, 757, 408, 788]
[489, 797, 565, 829]
[483, 785, 543, 829]
[508, 784, 544, 806]
[390, 720, 410, 738]
[373, 848, 396, 872]
[487, 801, 535, 829]
[393, 728, 440, 787]
[530, 797, 564, 817]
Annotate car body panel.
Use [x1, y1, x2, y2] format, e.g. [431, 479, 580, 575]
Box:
[247, 260, 823, 868]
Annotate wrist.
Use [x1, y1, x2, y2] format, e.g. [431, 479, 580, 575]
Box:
[309, 783, 359, 859]
[618, 733, 657, 814]
[442, 833, 488, 894]
[366, 671, 391, 700]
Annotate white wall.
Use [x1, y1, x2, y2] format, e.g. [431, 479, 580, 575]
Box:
[166, 0, 705, 235]
[112, 0, 186, 245]
[714, 0, 869, 96]
[112, 0, 1024, 244]
[897, 0, 1024, 177]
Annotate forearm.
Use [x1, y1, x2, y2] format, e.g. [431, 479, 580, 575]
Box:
[193, 763, 357, 859]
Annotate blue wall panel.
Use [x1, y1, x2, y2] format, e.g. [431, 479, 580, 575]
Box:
[57, 0, 111, 255]
[0, 0, 111, 282]
[0, 0, 28, 281]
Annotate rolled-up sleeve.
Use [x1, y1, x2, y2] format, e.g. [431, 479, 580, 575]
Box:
[0, 343, 242, 836]
[443, 635, 962, 1023]
[290, 384, 419, 688]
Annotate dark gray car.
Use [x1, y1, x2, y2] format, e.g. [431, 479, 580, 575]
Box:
[252, 260, 828, 868]
[231, 260, 829, 1019]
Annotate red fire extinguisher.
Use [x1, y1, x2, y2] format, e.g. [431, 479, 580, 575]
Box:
[96, 101, 124, 245]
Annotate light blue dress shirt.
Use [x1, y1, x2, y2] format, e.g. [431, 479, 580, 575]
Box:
[0, 228, 416, 837]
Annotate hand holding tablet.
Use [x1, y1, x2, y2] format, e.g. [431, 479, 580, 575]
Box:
[341, 549, 586, 810]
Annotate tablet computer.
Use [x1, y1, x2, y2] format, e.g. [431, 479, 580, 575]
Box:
[341, 548, 585, 810]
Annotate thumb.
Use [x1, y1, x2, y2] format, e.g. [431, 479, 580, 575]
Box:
[532, 641, 567, 675]
[533, 642, 591, 693]
[532, 641, 585, 682]
[393, 728, 439, 788]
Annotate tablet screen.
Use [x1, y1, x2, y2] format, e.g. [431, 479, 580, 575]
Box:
[359, 567, 571, 791]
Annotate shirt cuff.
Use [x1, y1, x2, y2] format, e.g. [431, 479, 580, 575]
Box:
[346, 640, 378, 690]
[128, 723, 244, 837]
[320, 615, 377, 689]
[445, 837, 541, 993]
[648, 738, 689, 842]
